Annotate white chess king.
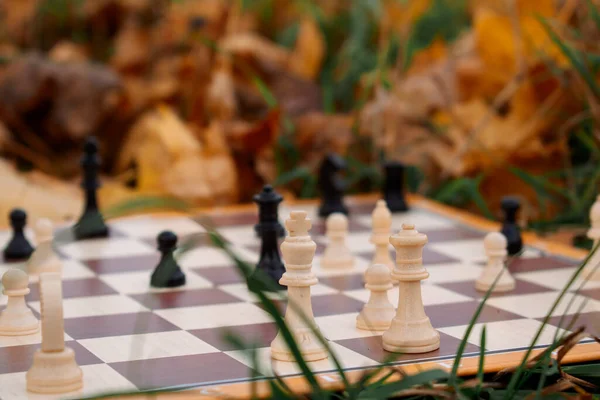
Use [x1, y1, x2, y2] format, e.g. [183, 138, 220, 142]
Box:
[382, 223, 440, 353]
[270, 211, 328, 362]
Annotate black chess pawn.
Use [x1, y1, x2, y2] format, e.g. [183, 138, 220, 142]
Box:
[3, 209, 34, 261]
[500, 196, 523, 256]
[254, 185, 285, 238]
[252, 185, 286, 291]
[383, 161, 409, 212]
[318, 153, 348, 218]
[73, 137, 109, 240]
[150, 231, 186, 288]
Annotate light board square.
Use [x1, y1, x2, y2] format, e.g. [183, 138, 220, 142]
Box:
[58, 238, 155, 261]
[155, 302, 272, 330]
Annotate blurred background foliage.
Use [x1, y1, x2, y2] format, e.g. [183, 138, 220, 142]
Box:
[0, 0, 598, 246]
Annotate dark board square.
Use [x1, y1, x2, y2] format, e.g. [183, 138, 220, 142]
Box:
[110, 353, 254, 389]
[190, 323, 279, 352]
[335, 332, 479, 364]
[426, 228, 486, 243]
[425, 301, 524, 328]
[64, 312, 180, 340]
[84, 254, 160, 274]
[508, 257, 578, 274]
[439, 279, 553, 300]
[27, 278, 117, 301]
[130, 288, 241, 310]
[0, 341, 101, 374]
[192, 266, 245, 286]
[266, 294, 365, 318]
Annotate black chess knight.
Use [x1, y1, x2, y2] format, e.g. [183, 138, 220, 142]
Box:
[151, 231, 186, 288]
[383, 161, 409, 212]
[252, 185, 286, 291]
[73, 137, 109, 240]
[3, 209, 34, 261]
[500, 196, 523, 256]
[318, 153, 348, 218]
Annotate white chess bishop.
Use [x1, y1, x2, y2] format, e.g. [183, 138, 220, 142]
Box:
[321, 213, 354, 269]
[270, 211, 328, 362]
[370, 200, 394, 272]
[475, 232, 515, 292]
[382, 223, 440, 353]
[583, 196, 600, 280]
[0, 269, 39, 336]
[356, 263, 395, 331]
[27, 218, 61, 277]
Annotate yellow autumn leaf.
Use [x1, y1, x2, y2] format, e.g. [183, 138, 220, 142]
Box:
[290, 17, 325, 80]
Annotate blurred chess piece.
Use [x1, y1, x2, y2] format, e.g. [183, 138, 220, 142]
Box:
[321, 213, 354, 269]
[0, 269, 39, 336]
[475, 232, 515, 293]
[356, 264, 395, 331]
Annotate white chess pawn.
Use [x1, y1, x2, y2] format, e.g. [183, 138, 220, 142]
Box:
[356, 263, 395, 331]
[475, 232, 515, 293]
[0, 269, 39, 336]
[27, 219, 61, 277]
[321, 213, 354, 269]
[370, 200, 394, 272]
[583, 196, 600, 280]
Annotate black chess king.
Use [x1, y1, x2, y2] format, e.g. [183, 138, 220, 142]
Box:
[252, 185, 286, 291]
[73, 137, 109, 240]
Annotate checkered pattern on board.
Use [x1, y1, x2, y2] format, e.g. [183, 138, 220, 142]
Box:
[0, 202, 592, 399]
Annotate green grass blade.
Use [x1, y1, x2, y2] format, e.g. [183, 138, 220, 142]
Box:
[539, 16, 600, 98]
[476, 326, 487, 396]
[357, 369, 449, 399]
[503, 242, 600, 398]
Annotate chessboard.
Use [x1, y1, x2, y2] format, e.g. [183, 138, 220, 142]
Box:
[0, 194, 597, 400]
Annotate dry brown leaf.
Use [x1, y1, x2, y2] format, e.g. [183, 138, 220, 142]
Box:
[220, 33, 291, 70]
[206, 63, 237, 120]
[48, 41, 89, 64]
[290, 18, 325, 80]
[111, 18, 151, 71]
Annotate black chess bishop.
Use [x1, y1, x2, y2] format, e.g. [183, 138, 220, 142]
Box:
[383, 161, 409, 212]
[3, 209, 34, 261]
[150, 231, 186, 288]
[252, 185, 286, 291]
[318, 153, 348, 218]
[500, 196, 523, 256]
[73, 137, 109, 240]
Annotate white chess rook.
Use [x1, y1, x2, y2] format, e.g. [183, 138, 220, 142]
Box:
[27, 272, 83, 394]
[321, 213, 354, 269]
[356, 263, 395, 331]
[27, 218, 61, 277]
[370, 200, 394, 272]
[271, 211, 328, 362]
[0, 269, 39, 336]
[476, 232, 515, 292]
[382, 224, 440, 353]
[583, 195, 600, 280]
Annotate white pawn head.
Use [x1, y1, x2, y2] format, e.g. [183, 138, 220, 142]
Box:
[365, 263, 392, 286]
[2, 269, 29, 295]
[591, 196, 600, 229]
[484, 232, 508, 256]
[326, 213, 348, 235]
[34, 218, 54, 243]
[372, 200, 391, 232]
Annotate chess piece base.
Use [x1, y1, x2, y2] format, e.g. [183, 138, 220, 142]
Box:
[73, 211, 109, 240]
[475, 278, 515, 293]
[356, 306, 395, 331]
[270, 329, 328, 362]
[382, 316, 440, 354]
[0, 313, 39, 336]
[151, 268, 186, 288]
[26, 347, 83, 394]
